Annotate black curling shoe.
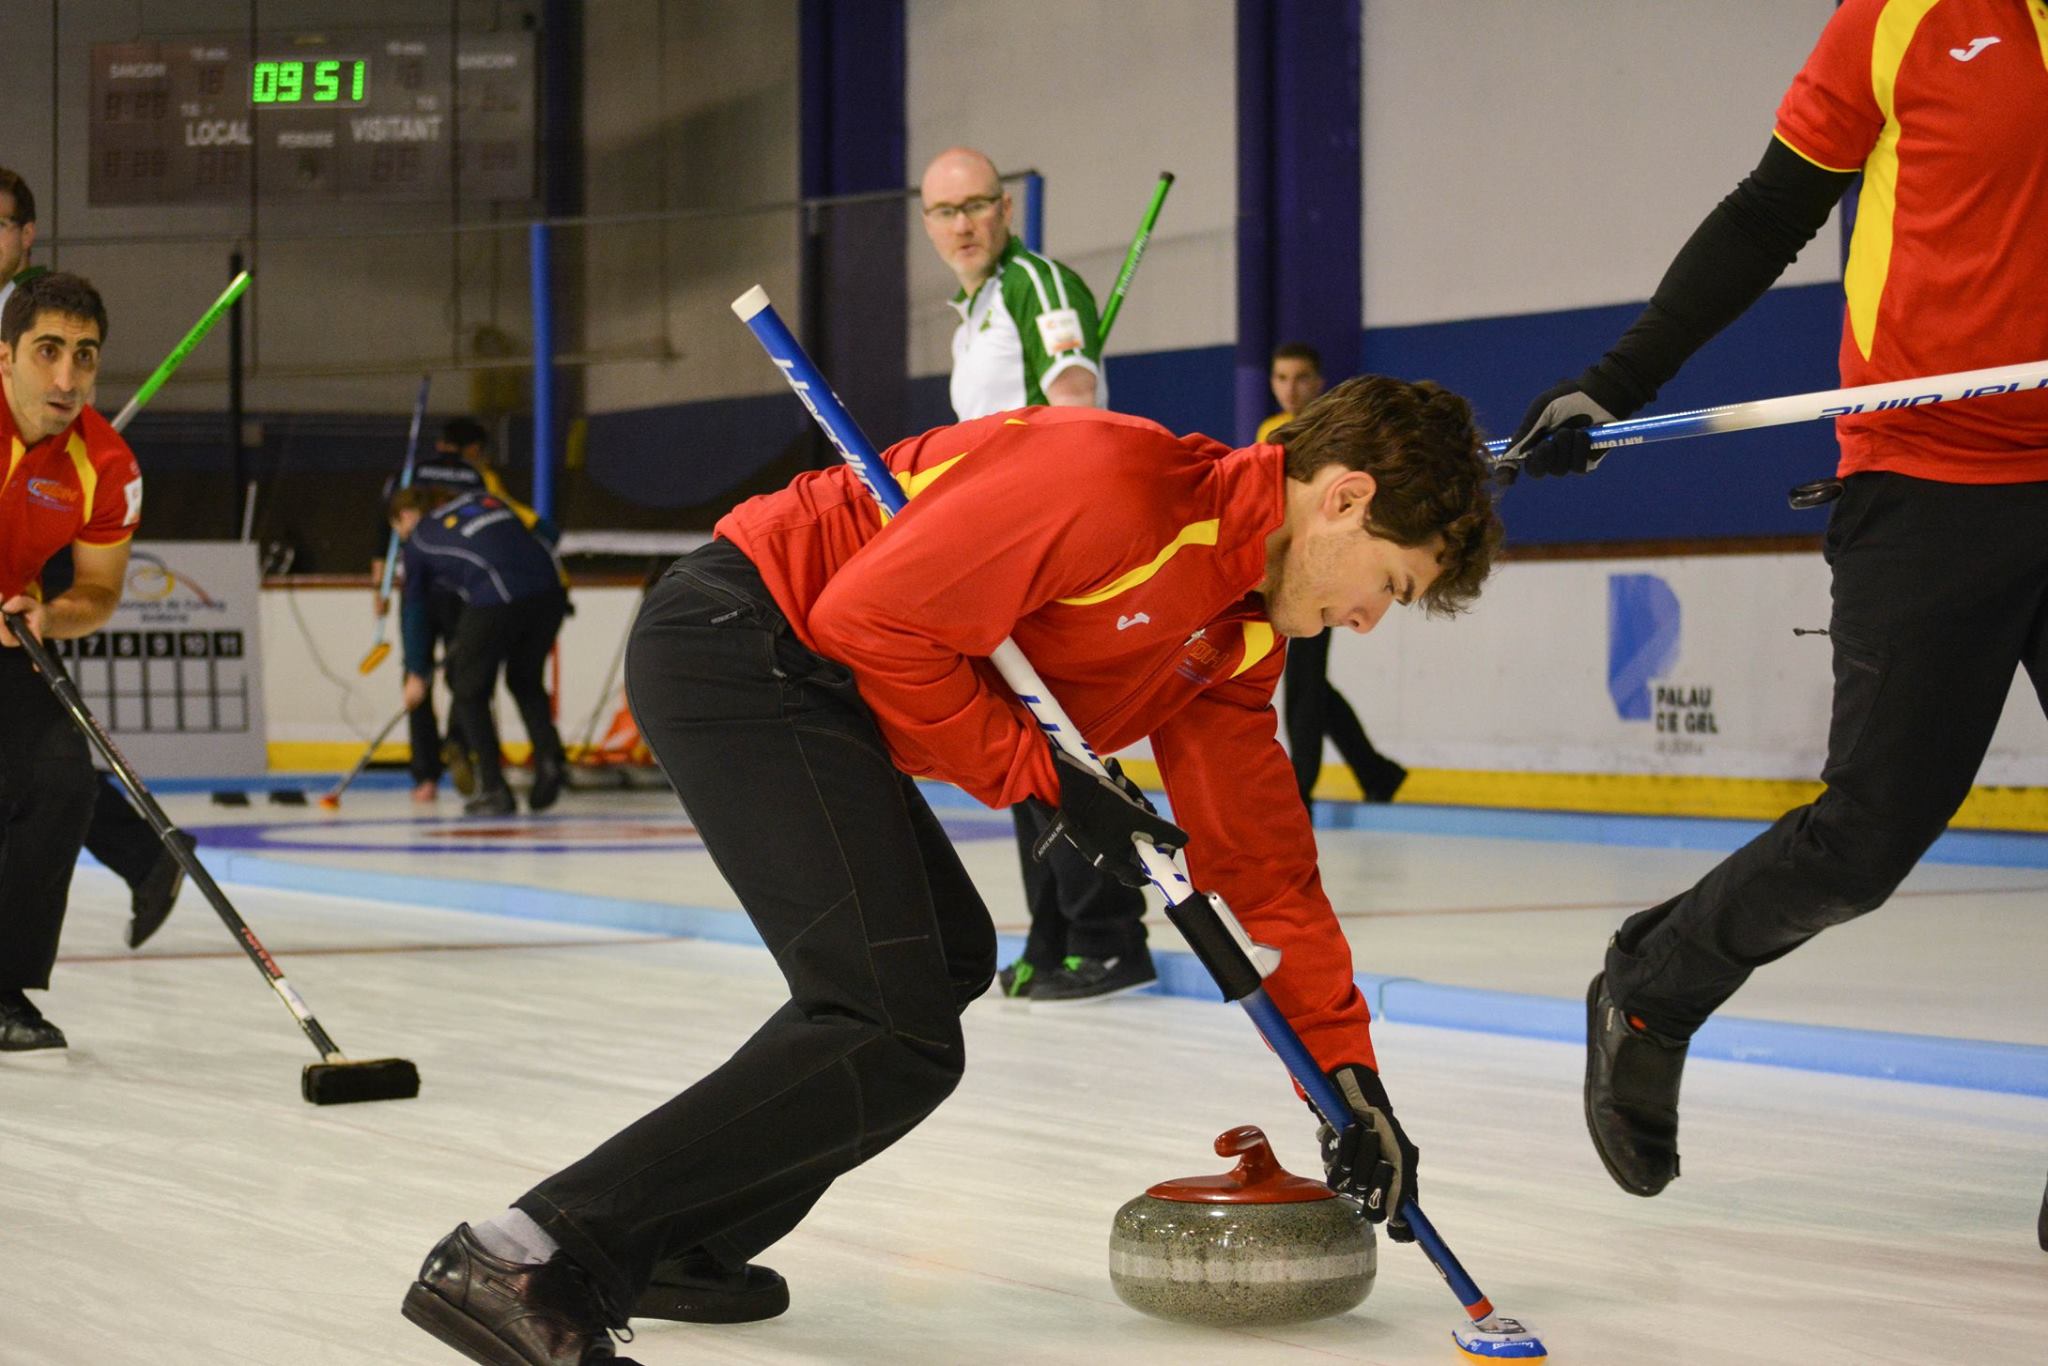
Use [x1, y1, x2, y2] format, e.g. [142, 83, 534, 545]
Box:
[129, 831, 198, 949]
[0, 990, 66, 1052]
[466, 787, 517, 818]
[402, 1223, 638, 1365]
[632, 1250, 789, 1323]
[528, 755, 567, 814]
[1584, 971, 1687, 1197]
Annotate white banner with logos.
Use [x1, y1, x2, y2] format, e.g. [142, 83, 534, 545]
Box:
[50, 542, 268, 778]
[1308, 552, 2048, 785]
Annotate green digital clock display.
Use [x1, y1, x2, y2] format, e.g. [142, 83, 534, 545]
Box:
[250, 57, 368, 106]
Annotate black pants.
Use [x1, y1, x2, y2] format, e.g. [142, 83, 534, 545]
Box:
[1283, 628, 1404, 803]
[407, 592, 467, 784]
[1011, 803, 1148, 968]
[517, 542, 996, 1311]
[445, 590, 568, 794]
[83, 773, 161, 889]
[0, 646, 97, 993]
[1609, 473, 2048, 1038]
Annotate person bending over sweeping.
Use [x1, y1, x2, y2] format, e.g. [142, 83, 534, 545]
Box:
[388, 485, 569, 817]
[402, 379, 1501, 1365]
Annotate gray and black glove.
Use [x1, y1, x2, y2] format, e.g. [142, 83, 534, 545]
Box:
[1032, 748, 1187, 888]
[1315, 1062, 1419, 1242]
[1502, 380, 1622, 479]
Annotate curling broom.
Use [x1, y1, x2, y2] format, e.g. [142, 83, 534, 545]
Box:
[359, 374, 432, 674]
[732, 285, 1545, 1361]
[4, 612, 419, 1104]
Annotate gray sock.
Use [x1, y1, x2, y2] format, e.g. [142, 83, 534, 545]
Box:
[470, 1207, 560, 1265]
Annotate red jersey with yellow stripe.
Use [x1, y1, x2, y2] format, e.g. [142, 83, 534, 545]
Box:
[717, 406, 1375, 1071]
[1775, 0, 2048, 482]
[2, 396, 142, 600]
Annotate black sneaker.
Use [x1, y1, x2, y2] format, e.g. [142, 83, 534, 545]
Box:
[997, 960, 1041, 999]
[0, 990, 67, 1052]
[1361, 760, 1408, 804]
[1031, 953, 1157, 1005]
[2037, 1172, 2046, 1252]
[402, 1223, 638, 1365]
[1584, 971, 1686, 1197]
[129, 831, 199, 949]
[441, 742, 478, 798]
[632, 1250, 788, 1323]
[465, 787, 517, 818]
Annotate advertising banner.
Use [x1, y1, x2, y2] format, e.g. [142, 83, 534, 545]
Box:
[48, 542, 267, 777]
[1321, 552, 2048, 786]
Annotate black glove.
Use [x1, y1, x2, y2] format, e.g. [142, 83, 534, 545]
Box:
[1032, 748, 1187, 888]
[1502, 369, 1639, 479]
[1315, 1062, 1419, 1242]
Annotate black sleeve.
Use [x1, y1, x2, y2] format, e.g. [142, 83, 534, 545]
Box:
[1581, 138, 1858, 416]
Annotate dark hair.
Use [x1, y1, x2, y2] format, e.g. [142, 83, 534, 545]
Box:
[1273, 374, 1502, 616]
[440, 416, 490, 450]
[1270, 341, 1322, 373]
[2, 271, 107, 348]
[387, 485, 442, 520]
[0, 166, 34, 225]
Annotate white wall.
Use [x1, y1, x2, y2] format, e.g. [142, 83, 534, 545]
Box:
[259, 583, 645, 756]
[904, 0, 1237, 376]
[1361, 0, 1843, 327]
[579, 0, 803, 414]
[1317, 553, 2048, 785]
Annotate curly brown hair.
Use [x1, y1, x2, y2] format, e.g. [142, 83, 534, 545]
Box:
[1270, 374, 1502, 616]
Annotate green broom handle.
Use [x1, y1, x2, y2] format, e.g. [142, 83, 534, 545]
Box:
[109, 270, 251, 433]
[1095, 172, 1174, 346]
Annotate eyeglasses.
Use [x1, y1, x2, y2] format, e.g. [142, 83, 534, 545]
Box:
[921, 195, 1001, 224]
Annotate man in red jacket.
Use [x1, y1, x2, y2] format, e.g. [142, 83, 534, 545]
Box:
[403, 378, 1502, 1366]
[1, 272, 141, 1052]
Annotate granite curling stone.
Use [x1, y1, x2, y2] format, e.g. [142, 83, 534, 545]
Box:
[1108, 1124, 1374, 1327]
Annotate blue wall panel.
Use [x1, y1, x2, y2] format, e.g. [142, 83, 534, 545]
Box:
[1364, 282, 1846, 544]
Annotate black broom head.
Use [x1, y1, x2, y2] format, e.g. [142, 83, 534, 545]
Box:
[302, 1057, 421, 1105]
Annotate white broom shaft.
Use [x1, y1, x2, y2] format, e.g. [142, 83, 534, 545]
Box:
[1487, 357, 2048, 460]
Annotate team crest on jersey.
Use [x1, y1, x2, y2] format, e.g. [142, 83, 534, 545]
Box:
[1176, 629, 1223, 685]
[26, 477, 80, 511]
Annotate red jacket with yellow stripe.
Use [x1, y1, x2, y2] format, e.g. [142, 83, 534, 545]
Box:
[716, 405, 1374, 1071]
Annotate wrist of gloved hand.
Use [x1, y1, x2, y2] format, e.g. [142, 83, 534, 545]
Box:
[1034, 748, 1188, 888]
[1313, 1062, 1420, 1242]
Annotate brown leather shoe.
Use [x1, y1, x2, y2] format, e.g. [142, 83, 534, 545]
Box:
[402, 1223, 636, 1365]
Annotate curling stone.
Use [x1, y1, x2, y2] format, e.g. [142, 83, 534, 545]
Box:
[1108, 1124, 1373, 1327]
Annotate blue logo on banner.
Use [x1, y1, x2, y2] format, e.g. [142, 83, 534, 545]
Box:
[1607, 574, 1680, 721]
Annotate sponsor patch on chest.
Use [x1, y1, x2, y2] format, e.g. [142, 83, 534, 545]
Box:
[26, 476, 81, 512]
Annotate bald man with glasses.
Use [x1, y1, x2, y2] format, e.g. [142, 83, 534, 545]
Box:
[917, 146, 1154, 1005]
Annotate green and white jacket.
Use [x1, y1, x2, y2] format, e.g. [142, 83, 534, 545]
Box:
[946, 237, 1105, 420]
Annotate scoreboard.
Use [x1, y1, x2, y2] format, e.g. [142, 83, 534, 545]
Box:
[88, 30, 535, 206]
